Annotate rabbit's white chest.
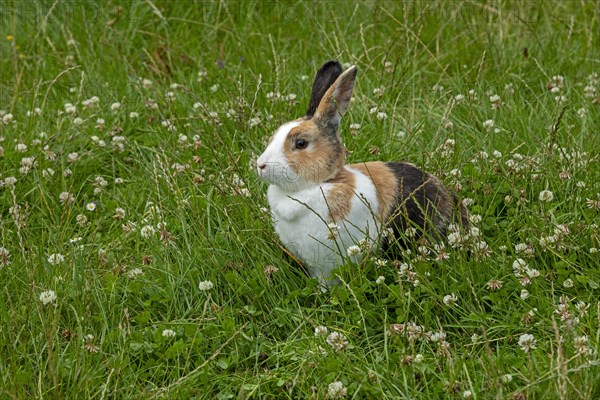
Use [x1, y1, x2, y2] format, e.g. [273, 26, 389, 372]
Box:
[266, 170, 380, 284]
[267, 186, 334, 274]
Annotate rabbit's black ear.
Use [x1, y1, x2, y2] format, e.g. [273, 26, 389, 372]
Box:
[306, 60, 343, 118]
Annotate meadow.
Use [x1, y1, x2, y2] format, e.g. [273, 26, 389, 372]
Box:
[0, 0, 599, 398]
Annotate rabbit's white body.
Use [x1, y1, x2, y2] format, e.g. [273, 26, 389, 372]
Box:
[267, 165, 380, 283]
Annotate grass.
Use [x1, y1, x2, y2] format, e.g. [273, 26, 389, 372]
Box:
[0, 0, 599, 398]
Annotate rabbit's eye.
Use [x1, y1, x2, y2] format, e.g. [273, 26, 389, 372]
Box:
[295, 139, 308, 149]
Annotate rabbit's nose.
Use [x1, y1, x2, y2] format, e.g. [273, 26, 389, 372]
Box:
[258, 163, 267, 171]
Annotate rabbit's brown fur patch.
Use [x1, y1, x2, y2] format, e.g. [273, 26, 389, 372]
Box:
[350, 162, 398, 222]
[326, 169, 356, 222]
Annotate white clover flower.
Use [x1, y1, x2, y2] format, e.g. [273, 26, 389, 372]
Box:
[346, 245, 361, 257]
[110, 102, 121, 111]
[404, 227, 418, 237]
[447, 232, 461, 247]
[375, 276, 385, 285]
[349, 123, 361, 130]
[198, 280, 214, 291]
[562, 278, 574, 288]
[443, 293, 458, 306]
[414, 354, 424, 363]
[67, 152, 80, 163]
[512, 258, 527, 270]
[430, 331, 447, 342]
[326, 331, 348, 352]
[501, 374, 513, 383]
[583, 84, 596, 97]
[162, 329, 176, 338]
[142, 78, 153, 88]
[454, 94, 465, 102]
[95, 176, 108, 187]
[327, 381, 347, 399]
[140, 225, 155, 238]
[2, 113, 14, 124]
[492, 150, 502, 158]
[21, 157, 36, 170]
[469, 214, 482, 224]
[555, 95, 567, 103]
[539, 190, 554, 202]
[520, 289, 529, 300]
[81, 96, 99, 108]
[376, 111, 388, 120]
[127, 268, 144, 279]
[514, 243, 528, 253]
[476, 150, 489, 160]
[373, 86, 385, 96]
[573, 335, 589, 353]
[463, 390, 473, 398]
[248, 117, 261, 127]
[64, 103, 77, 114]
[314, 325, 328, 337]
[0, 247, 11, 267]
[486, 279, 503, 290]
[469, 227, 481, 237]
[72, 213, 87, 227]
[16, 143, 28, 153]
[59, 192, 74, 205]
[555, 224, 571, 237]
[129, 112, 139, 119]
[210, 84, 219, 93]
[417, 245, 430, 256]
[483, 119, 495, 129]
[39, 290, 57, 305]
[114, 207, 126, 219]
[178, 134, 189, 144]
[83, 334, 95, 342]
[47, 253, 65, 265]
[518, 333, 536, 352]
[526, 268, 539, 278]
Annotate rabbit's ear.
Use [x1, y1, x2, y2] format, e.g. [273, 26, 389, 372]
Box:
[306, 60, 343, 118]
[314, 65, 357, 129]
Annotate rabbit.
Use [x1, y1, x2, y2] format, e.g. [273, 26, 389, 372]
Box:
[256, 60, 468, 286]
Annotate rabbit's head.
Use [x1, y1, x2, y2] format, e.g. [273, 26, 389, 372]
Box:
[257, 61, 357, 192]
